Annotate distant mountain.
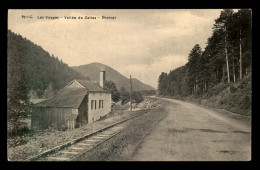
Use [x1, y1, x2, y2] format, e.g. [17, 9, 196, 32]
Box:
[72, 62, 155, 91]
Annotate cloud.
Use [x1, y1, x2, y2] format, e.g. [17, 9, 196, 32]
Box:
[8, 9, 222, 89]
[118, 54, 188, 88]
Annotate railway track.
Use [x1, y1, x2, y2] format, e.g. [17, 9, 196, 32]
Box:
[25, 110, 149, 161]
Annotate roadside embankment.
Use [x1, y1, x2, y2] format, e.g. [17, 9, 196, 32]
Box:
[158, 95, 251, 123]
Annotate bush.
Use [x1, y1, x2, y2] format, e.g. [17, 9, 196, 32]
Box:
[230, 85, 237, 93]
[132, 91, 144, 103]
[194, 87, 203, 98]
[119, 90, 144, 104]
[207, 82, 229, 97]
[8, 122, 32, 137]
[120, 90, 130, 104]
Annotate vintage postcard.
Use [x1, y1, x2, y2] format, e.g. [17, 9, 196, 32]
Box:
[7, 9, 251, 161]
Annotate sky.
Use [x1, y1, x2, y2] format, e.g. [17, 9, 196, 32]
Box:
[8, 9, 229, 88]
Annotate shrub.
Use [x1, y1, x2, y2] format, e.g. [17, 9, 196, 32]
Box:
[132, 91, 144, 103]
[194, 87, 203, 98]
[230, 85, 237, 93]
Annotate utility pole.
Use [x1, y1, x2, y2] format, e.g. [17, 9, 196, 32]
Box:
[130, 75, 132, 111]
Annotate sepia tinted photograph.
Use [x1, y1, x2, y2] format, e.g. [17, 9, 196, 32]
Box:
[7, 9, 251, 161]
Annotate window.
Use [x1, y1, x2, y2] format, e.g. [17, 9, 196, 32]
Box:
[102, 100, 104, 108]
[99, 100, 101, 109]
[95, 100, 96, 110]
[91, 100, 94, 110]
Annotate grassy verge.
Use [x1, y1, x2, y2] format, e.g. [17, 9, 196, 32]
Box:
[158, 75, 251, 116]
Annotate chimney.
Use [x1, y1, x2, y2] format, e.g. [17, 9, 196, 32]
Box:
[99, 71, 105, 88]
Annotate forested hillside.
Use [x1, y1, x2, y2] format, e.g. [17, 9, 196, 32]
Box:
[158, 9, 252, 115]
[7, 30, 88, 119]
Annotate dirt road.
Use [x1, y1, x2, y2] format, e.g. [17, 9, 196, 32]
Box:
[131, 97, 251, 161]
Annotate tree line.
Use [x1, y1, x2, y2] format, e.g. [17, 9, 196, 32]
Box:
[104, 81, 144, 104]
[158, 9, 251, 97]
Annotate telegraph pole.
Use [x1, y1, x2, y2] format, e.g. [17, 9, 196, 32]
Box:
[130, 75, 132, 111]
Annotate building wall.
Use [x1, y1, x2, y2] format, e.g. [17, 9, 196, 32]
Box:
[88, 92, 111, 123]
[31, 107, 78, 131]
[67, 80, 85, 88]
[77, 95, 88, 127]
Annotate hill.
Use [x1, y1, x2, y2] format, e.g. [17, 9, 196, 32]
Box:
[7, 30, 89, 115]
[72, 62, 155, 92]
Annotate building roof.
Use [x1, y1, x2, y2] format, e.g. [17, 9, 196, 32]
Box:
[76, 79, 110, 93]
[30, 98, 48, 104]
[34, 87, 88, 108]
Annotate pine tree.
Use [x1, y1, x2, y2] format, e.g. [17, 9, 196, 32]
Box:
[214, 9, 234, 84]
[186, 44, 202, 95]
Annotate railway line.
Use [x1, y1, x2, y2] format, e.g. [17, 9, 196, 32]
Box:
[25, 110, 149, 161]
